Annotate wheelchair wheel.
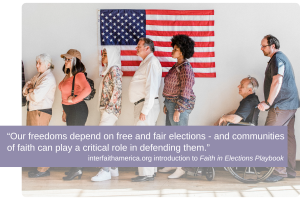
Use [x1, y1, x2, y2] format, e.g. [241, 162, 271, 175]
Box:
[203, 167, 215, 181]
[226, 167, 275, 183]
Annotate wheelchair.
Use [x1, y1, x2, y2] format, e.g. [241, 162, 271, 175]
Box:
[225, 107, 274, 183]
[188, 108, 275, 183]
[186, 167, 215, 181]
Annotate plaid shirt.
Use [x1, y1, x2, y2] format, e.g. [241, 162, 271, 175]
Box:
[100, 66, 122, 118]
[163, 60, 196, 113]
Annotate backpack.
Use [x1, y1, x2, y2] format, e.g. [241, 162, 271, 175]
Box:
[72, 72, 96, 100]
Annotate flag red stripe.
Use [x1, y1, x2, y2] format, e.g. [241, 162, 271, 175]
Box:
[122, 71, 136, 76]
[193, 52, 215, 57]
[121, 61, 141, 66]
[146, 10, 214, 16]
[154, 41, 214, 47]
[154, 51, 215, 58]
[146, 30, 214, 36]
[121, 50, 137, 56]
[160, 62, 215, 68]
[194, 72, 216, 77]
[146, 20, 214, 26]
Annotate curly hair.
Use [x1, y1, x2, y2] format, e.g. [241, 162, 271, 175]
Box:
[171, 34, 195, 59]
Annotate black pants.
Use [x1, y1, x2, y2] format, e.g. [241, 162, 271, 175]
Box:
[63, 101, 88, 172]
[63, 101, 88, 126]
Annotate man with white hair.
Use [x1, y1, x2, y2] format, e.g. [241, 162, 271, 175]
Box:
[214, 76, 260, 126]
[182, 76, 260, 175]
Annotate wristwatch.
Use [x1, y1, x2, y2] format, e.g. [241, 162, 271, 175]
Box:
[266, 101, 271, 107]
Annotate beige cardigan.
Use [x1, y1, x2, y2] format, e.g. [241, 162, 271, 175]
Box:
[23, 69, 56, 111]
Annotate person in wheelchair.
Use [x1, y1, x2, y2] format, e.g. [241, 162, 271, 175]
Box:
[214, 76, 259, 126]
[182, 76, 260, 178]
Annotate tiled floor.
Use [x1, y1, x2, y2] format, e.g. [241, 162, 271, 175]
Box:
[22, 169, 300, 197]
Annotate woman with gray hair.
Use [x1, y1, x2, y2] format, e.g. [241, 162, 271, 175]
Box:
[23, 53, 56, 178]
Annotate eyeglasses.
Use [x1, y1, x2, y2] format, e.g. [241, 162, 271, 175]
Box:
[63, 57, 72, 62]
[260, 44, 271, 48]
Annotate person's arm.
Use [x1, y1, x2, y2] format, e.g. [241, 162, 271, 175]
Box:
[267, 74, 283, 105]
[62, 110, 66, 122]
[105, 67, 122, 115]
[22, 75, 35, 96]
[213, 109, 237, 126]
[26, 76, 55, 103]
[219, 97, 256, 125]
[176, 63, 195, 113]
[218, 114, 243, 126]
[71, 73, 92, 104]
[258, 59, 284, 111]
[140, 60, 161, 117]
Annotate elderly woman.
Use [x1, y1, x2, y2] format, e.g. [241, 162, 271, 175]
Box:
[159, 34, 196, 178]
[59, 49, 91, 181]
[91, 47, 122, 182]
[23, 53, 56, 178]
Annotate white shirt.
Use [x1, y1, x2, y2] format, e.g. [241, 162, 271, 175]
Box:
[129, 53, 162, 115]
[23, 69, 56, 111]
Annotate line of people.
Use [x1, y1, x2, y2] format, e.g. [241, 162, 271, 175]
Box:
[23, 34, 299, 183]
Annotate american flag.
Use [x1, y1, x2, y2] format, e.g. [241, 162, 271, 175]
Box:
[98, 9, 215, 77]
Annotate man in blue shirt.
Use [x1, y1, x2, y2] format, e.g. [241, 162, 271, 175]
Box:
[258, 34, 300, 182]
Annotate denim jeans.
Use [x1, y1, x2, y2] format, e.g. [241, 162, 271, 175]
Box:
[164, 99, 192, 126]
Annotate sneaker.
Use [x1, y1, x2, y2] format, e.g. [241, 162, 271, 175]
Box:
[168, 167, 185, 179]
[159, 167, 177, 173]
[264, 175, 284, 182]
[110, 168, 119, 177]
[91, 169, 111, 182]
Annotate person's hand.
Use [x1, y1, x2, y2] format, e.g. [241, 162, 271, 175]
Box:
[62, 111, 66, 122]
[23, 81, 33, 95]
[173, 110, 180, 122]
[139, 113, 146, 121]
[67, 96, 75, 103]
[218, 117, 226, 126]
[258, 101, 270, 111]
[163, 106, 167, 114]
[27, 83, 33, 89]
[214, 118, 220, 126]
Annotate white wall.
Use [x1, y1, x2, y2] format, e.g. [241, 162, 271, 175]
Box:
[22, 3, 300, 159]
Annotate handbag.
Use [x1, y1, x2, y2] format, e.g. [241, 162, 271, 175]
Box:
[72, 72, 96, 100]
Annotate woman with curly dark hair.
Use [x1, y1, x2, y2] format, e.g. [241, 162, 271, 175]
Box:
[159, 34, 196, 178]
